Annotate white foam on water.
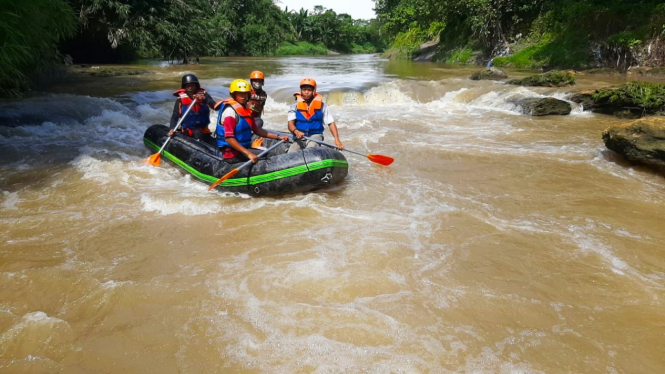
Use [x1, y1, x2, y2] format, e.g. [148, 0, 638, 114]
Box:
[1, 191, 22, 210]
[136, 103, 170, 123]
[140, 194, 225, 216]
[363, 81, 416, 105]
[126, 89, 173, 105]
[0, 311, 72, 347]
[566, 222, 663, 289]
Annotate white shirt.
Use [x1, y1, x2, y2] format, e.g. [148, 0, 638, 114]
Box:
[208, 106, 236, 135]
[288, 101, 334, 125]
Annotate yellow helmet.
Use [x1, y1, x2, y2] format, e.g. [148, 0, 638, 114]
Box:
[229, 79, 251, 94]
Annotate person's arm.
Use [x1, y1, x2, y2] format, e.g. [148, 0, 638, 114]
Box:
[322, 104, 343, 149]
[223, 115, 258, 163]
[287, 103, 304, 139]
[328, 122, 344, 150]
[254, 126, 289, 142]
[204, 92, 216, 109]
[226, 137, 258, 163]
[169, 99, 180, 136]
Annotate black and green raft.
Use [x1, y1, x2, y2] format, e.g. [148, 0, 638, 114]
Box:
[143, 124, 348, 196]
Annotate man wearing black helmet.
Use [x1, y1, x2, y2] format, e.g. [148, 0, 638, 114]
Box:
[169, 73, 217, 145]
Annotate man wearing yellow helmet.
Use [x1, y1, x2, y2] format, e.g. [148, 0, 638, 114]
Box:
[214, 79, 289, 164]
[287, 77, 344, 153]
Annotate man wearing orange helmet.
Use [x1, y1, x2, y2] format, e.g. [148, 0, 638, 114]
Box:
[215, 79, 289, 164]
[248, 70, 267, 129]
[287, 78, 344, 153]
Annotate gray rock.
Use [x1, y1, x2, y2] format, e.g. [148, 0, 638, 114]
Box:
[515, 97, 572, 116]
[507, 70, 575, 87]
[566, 89, 596, 110]
[602, 117, 665, 169]
[413, 38, 439, 62]
[469, 67, 508, 80]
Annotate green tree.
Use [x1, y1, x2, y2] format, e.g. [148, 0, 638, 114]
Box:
[0, 0, 77, 98]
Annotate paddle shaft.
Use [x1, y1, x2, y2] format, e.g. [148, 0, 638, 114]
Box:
[268, 131, 393, 165]
[267, 131, 354, 153]
[302, 136, 366, 157]
[156, 99, 198, 155]
[209, 139, 286, 190]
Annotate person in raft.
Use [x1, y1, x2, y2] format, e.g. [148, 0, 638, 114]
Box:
[248, 70, 267, 129]
[215, 79, 290, 164]
[287, 78, 344, 153]
[169, 74, 217, 145]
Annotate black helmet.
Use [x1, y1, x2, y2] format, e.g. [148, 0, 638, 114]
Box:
[181, 74, 200, 89]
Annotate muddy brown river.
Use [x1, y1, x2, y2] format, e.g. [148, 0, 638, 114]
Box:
[1, 55, 664, 373]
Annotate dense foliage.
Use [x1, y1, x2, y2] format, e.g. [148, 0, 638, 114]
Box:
[594, 81, 665, 112]
[375, 0, 665, 68]
[63, 0, 383, 62]
[1, 1, 386, 98]
[0, 0, 76, 98]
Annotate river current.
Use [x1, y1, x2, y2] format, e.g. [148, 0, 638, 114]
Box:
[0, 55, 663, 373]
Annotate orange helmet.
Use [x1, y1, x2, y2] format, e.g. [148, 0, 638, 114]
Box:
[250, 71, 264, 80]
[299, 78, 317, 89]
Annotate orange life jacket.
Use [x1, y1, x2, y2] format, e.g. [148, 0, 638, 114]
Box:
[293, 93, 325, 135]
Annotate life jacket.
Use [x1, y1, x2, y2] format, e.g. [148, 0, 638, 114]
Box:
[173, 88, 210, 131]
[215, 99, 255, 149]
[248, 89, 267, 117]
[293, 93, 324, 136]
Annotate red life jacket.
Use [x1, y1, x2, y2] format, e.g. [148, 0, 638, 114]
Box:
[173, 88, 211, 131]
[249, 89, 267, 117]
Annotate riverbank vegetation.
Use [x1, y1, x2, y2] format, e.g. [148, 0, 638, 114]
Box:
[0, 0, 77, 98]
[1, 1, 385, 98]
[375, 0, 665, 69]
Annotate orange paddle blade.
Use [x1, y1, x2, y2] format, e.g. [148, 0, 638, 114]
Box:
[208, 168, 239, 191]
[367, 154, 394, 166]
[145, 152, 161, 166]
[252, 137, 264, 148]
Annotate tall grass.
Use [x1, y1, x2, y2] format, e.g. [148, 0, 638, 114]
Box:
[0, 0, 76, 98]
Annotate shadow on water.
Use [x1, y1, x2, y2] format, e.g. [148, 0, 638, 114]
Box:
[600, 149, 665, 178]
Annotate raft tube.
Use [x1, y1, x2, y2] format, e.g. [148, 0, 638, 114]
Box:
[143, 124, 348, 196]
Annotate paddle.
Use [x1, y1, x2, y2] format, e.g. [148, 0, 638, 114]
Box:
[145, 99, 198, 166]
[208, 139, 286, 191]
[302, 136, 394, 166]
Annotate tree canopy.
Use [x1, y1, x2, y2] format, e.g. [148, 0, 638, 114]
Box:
[375, 0, 665, 68]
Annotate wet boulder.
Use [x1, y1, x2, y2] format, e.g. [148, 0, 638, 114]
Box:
[592, 81, 665, 118]
[413, 38, 440, 61]
[507, 70, 575, 87]
[566, 89, 596, 110]
[602, 117, 665, 169]
[469, 67, 507, 80]
[514, 97, 572, 116]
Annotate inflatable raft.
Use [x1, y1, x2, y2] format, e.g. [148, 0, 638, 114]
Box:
[143, 124, 348, 196]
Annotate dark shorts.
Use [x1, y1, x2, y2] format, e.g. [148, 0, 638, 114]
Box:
[221, 148, 263, 164]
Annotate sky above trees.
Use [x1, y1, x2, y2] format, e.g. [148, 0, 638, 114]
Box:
[277, 0, 376, 20]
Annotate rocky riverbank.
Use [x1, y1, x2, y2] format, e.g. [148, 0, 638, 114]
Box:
[603, 117, 665, 173]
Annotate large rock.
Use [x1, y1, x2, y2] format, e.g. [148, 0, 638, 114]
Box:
[469, 67, 507, 80]
[566, 89, 596, 110]
[592, 81, 665, 117]
[413, 38, 439, 62]
[514, 97, 572, 116]
[602, 117, 665, 169]
[507, 70, 576, 87]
